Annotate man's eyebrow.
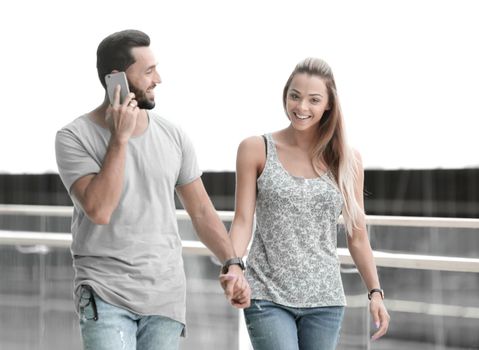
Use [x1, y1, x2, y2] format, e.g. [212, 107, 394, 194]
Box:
[146, 63, 158, 70]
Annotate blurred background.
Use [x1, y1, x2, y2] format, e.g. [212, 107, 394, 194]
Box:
[1, 0, 478, 349]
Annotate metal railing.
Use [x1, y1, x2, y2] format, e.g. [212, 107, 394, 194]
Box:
[1, 204, 479, 273]
[1, 204, 479, 349]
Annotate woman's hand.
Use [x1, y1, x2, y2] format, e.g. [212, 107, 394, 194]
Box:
[369, 296, 390, 341]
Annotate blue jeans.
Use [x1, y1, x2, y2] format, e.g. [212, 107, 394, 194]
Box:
[244, 299, 345, 350]
[78, 286, 184, 350]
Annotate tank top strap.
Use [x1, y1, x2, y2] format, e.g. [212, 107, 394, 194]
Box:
[263, 133, 279, 163]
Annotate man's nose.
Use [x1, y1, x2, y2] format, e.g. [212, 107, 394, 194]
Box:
[154, 71, 162, 84]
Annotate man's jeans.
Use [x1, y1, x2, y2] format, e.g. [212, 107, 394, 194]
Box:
[244, 299, 345, 350]
[78, 286, 184, 350]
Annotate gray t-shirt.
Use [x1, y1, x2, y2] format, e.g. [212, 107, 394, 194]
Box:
[246, 133, 346, 307]
[55, 112, 201, 330]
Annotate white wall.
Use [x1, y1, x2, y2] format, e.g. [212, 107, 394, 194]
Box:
[1, 0, 478, 173]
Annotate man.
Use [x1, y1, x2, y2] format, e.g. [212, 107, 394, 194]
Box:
[55, 29, 249, 349]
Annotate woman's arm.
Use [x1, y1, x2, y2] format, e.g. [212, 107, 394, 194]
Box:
[347, 149, 390, 341]
[229, 136, 266, 257]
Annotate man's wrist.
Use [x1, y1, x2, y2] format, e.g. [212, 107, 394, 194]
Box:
[226, 265, 245, 277]
[221, 257, 245, 274]
[109, 134, 129, 147]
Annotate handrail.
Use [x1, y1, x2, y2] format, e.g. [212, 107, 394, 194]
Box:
[1, 204, 479, 228]
[1, 230, 479, 273]
[0, 204, 73, 217]
[1, 204, 479, 273]
[0, 230, 213, 255]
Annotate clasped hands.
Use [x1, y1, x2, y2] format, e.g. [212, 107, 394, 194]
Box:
[219, 265, 251, 308]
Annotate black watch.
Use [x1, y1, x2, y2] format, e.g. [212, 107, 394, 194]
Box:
[368, 288, 384, 300]
[221, 257, 245, 274]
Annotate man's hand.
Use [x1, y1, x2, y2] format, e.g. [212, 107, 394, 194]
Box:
[219, 265, 251, 308]
[106, 85, 139, 143]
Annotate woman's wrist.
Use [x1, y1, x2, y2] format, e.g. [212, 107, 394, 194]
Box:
[368, 288, 384, 300]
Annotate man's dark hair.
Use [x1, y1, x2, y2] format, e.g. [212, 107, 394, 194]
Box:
[96, 29, 150, 88]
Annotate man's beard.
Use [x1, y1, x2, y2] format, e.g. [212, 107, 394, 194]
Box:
[129, 83, 156, 110]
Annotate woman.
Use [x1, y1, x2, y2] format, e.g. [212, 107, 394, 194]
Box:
[228, 58, 390, 349]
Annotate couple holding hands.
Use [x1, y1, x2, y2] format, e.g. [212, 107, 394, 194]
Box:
[55, 29, 389, 350]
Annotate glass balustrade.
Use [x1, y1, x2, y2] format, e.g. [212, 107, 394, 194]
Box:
[1, 208, 478, 350]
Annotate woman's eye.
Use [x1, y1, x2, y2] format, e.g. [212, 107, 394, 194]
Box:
[289, 93, 299, 100]
[311, 99, 320, 104]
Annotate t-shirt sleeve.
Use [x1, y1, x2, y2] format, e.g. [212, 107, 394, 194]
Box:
[176, 129, 202, 187]
[55, 128, 101, 193]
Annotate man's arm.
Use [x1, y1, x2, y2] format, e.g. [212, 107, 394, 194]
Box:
[71, 88, 139, 224]
[71, 139, 128, 224]
[176, 177, 238, 261]
[176, 177, 250, 307]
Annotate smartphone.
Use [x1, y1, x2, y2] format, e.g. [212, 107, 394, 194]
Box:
[105, 72, 130, 104]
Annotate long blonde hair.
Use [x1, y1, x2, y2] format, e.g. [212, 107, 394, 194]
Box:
[282, 57, 363, 235]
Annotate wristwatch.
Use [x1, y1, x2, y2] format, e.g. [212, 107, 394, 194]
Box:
[368, 288, 384, 300]
[221, 257, 245, 274]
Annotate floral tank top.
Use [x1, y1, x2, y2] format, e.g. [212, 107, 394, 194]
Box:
[245, 133, 346, 307]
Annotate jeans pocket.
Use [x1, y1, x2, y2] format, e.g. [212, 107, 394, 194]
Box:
[249, 299, 270, 311]
[244, 299, 271, 326]
[79, 285, 98, 322]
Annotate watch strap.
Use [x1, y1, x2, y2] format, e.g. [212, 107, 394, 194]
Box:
[221, 257, 245, 274]
[368, 288, 384, 300]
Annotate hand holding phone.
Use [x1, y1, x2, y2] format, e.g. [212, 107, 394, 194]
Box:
[105, 72, 130, 104]
[104, 71, 139, 142]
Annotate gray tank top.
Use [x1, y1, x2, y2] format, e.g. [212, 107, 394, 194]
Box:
[246, 133, 346, 307]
